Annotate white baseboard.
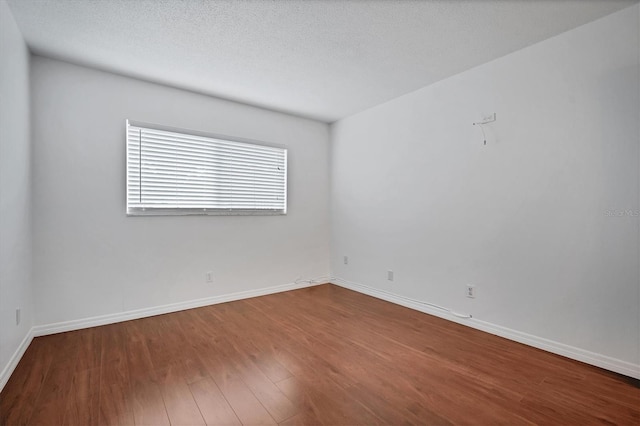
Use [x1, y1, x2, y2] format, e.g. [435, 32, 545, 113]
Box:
[332, 277, 640, 380]
[32, 279, 324, 337]
[2, 279, 327, 392]
[0, 327, 35, 392]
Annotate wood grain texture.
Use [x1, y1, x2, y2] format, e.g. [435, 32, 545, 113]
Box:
[189, 377, 242, 426]
[1, 284, 638, 425]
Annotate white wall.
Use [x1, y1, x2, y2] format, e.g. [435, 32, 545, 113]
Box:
[31, 57, 330, 326]
[0, 0, 34, 386]
[331, 5, 639, 373]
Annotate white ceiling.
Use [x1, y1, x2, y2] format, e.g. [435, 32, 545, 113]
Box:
[6, 0, 637, 123]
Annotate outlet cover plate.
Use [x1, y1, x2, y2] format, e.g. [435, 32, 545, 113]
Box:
[466, 285, 476, 298]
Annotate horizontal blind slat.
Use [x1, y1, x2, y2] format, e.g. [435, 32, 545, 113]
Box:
[138, 140, 284, 163]
[134, 127, 283, 155]
[128, 179, 284, 190]
[139, 171, 284, 183]
[137, 135, 283, 160]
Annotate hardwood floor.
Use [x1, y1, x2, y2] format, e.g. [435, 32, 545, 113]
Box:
[1, 284, 638, 425]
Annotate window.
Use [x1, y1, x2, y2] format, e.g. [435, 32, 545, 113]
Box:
[126, 120, 287, 215]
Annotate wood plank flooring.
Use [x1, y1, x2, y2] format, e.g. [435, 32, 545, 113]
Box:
[1, 284, 638, 425]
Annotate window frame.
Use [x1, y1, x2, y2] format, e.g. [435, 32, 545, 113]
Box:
[125, 120, 288, 217]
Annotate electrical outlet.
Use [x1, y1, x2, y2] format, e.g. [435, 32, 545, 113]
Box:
[387, 270, 394, 281]
[206, 271, 213, 283]
[344, 256, 349, 265]
[466, 285, 476, 298]
[15, 308, 20, 325]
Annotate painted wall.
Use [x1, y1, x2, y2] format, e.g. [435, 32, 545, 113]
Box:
[0, 0, 34, 384]
[31, 57, 330, 325]
[331, 5, 639, 369]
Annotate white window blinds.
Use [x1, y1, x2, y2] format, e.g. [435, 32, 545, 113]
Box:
[126, 120, 287, 215]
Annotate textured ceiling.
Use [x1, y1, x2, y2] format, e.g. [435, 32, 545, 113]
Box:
[6, 0, 637, 122]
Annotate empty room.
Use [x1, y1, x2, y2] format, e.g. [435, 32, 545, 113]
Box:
[1, 0, 639, 424]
